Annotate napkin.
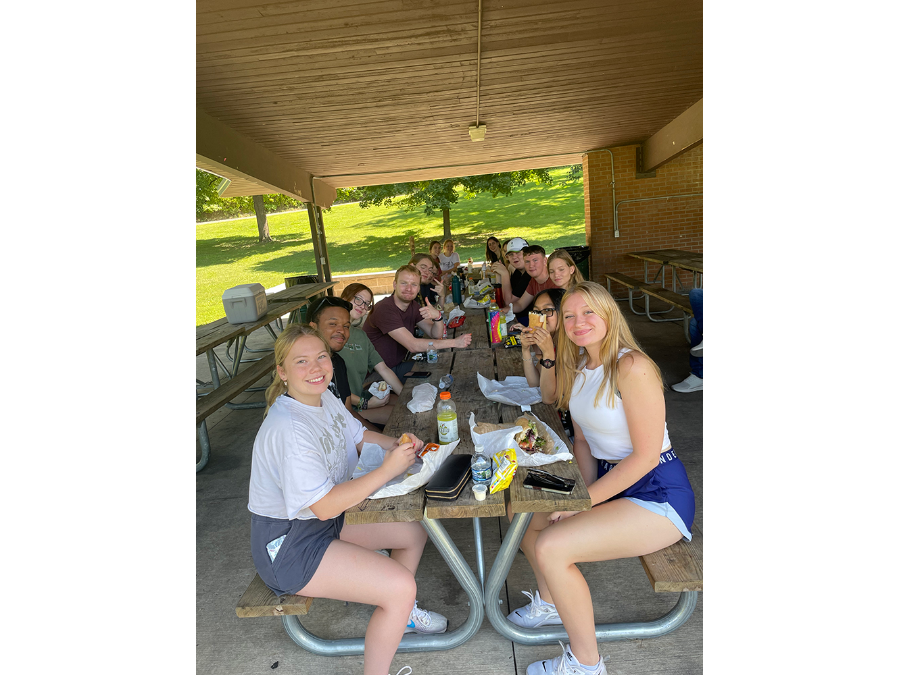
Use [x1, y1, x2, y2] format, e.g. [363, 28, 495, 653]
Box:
[476, 373, 542, 407]
[406, 382, 438, 413]
[368, 381, 392, 400]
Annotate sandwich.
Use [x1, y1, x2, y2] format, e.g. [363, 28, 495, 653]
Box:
[513, 417, 553, 454]
[528, 312, 546, 330]
[378, 381, 389, 392]
[399, 433, 412, 445]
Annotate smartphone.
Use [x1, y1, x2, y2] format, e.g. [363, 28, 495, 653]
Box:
[406, 371, 432, 378]
[523, 470, 575, 494]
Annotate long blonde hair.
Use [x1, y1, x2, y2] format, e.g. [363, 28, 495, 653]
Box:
[555, 281, 662, 411]
[264, 324, 331, 415]
[547, 249, 585, 289]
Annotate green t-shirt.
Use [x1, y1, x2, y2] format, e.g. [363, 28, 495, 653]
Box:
[340, 326, 385, 396]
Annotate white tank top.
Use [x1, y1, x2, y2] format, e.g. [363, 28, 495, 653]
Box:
[568, 349, 671, 462]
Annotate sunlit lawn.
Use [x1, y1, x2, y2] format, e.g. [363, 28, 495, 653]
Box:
[196, 167, 585, 325]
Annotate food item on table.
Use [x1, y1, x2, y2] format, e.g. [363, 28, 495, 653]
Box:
[528, 312, 546, 329]
[399, 433, 412, 445]
[378, 381, 389, 392]
[489, 448, 518, 494]
[513, 416, 553, 454]
[417, 442, 440, 458]
[473, 421, 515, 435]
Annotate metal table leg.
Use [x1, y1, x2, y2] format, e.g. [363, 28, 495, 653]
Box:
[280, 518, 485, 654]
[473, 517, 485, 597]
[484, 512, 698, 643]
[197, 421, 210, 472]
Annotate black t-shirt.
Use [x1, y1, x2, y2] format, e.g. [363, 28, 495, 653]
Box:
[327, 352, 352, 404]
[416, 283, 438, 307]
[511, 269, 532, 325]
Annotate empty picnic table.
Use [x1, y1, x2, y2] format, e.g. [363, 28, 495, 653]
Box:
[627, 249, 703, 293]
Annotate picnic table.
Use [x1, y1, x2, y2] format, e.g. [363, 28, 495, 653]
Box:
[627, 249, 703, 293]
[238, 303, 702, 650]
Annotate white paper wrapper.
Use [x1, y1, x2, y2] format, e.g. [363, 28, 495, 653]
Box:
[467, 412, 573, 467]
[447, 306, 466, 322]
[477, 372, 542, 407]
[352, 440, 460, 499]
[406, 382, 438, 413]
[368, 381, 391, 399]
[463, 295, 492, 309]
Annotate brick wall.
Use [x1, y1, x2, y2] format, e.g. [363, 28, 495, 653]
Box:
[329, 271, 397, 299]
[582, 144, 702, 289]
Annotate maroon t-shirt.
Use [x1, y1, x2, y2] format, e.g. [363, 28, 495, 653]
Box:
[363, 295, 422, 368]
[525, 276, 559, 298]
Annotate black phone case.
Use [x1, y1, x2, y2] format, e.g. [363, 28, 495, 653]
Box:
[523, 473, 575, 494]
[425, 455, 472, 501]
[407, 371, 431, 378]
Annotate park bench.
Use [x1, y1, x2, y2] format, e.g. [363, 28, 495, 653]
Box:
[604, 272, 694, 341]
[233, 525, 702, 633]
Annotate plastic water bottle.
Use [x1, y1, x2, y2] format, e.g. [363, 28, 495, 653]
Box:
[436, 392, 458, 445]
[438, 374, 453, 390]
[471, 446, 492, 484]
[427, 346, 438, 364]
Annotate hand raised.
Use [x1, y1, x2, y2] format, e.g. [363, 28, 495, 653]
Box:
[382, 441, 417, 479]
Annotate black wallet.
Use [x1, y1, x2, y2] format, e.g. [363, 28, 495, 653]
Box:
[425, 454, 472, 501]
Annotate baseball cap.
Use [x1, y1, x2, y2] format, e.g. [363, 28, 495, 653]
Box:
[506, 237, 528, 252]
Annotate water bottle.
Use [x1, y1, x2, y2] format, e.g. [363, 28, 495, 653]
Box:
[427, 342, 438, 364]
[451, 272, 462, 304]
[471, 446, 492, 484]
[436, 392, 458, 445]
[438, 373, 453, 390]
[481, 261, 488, 279]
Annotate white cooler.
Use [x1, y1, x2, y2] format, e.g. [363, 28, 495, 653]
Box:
[222, 283, 268, 324]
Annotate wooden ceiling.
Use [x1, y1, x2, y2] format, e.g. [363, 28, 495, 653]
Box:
[197, 0, 702, 204]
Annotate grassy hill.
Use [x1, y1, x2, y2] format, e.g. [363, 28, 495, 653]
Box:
[196, 167, 585, 325]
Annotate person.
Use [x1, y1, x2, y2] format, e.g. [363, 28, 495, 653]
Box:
[510, 244, 559, 319]
[363, 265, 472, 382]
[485, 236, 503, 264]
[547, 249, 584, 291]
[509, 281, 695, 675]
[330, 286, 406, 427]
[671, 288, 703, 392]
[490, 237, 530, 326]
[409, 253, 446, 308]
[519, 288, 565, 405]
[428, 240, 444, 282]
[248, 325, 448, 675]
[305, 296, 354, 406]
[437, 239, 460, 274]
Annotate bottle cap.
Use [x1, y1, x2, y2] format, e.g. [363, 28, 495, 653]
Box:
[439, 391, 451, 400]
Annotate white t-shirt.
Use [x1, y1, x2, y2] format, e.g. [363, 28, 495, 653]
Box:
[438, 251, 460, 271]
[568, 349, 671, 462]
[248, 391, 365, 520]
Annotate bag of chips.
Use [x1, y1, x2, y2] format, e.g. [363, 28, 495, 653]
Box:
[489, 448, 518, 494]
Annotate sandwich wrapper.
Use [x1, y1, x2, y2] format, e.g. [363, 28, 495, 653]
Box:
[406, 383, 438, 413]
[353, 439, 460, 499]
[446, 306, 466, 322]
[368, 381, 392, 400]
[477, 372, 541, 408]
[467, 412, 572, 467]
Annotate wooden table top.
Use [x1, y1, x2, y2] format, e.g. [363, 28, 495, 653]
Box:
[266, 281, 337, 303]
[627, 249, 703, 274]
[345, 303, 590, 524]
[195, 296, 311, 356]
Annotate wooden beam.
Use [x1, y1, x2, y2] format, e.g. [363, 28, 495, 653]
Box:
[196, 107, 336, 207]
[641, 98, 702, 173]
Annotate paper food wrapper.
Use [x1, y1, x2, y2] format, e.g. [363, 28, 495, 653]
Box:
[406, 382, 438, 413]
[477, 373, 542, 408]
[368, 381, 392, 400]
[447, 306, 466, 322]
[464, 295, 492, 309]
[467, 412, 573, 467]
[353, 440, 460, 499]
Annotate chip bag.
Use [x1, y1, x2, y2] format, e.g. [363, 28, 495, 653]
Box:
[489, 448, 518, 494]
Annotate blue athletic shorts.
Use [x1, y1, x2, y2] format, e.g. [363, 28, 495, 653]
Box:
[597, 447, 695, 540]
[250, 512, 345, 596]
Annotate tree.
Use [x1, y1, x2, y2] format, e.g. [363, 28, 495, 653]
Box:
[352, 170, 553, 239]
[252, 195, 274, 243]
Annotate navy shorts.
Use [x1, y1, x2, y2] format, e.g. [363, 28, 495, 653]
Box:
[597, 447, 695, 540]
[250, 512, 345, 596]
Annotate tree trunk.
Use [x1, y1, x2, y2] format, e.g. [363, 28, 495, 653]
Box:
[253, 195, 273, 242]
[442, 208, 451, 240]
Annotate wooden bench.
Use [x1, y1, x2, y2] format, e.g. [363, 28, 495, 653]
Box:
[236, 574, 313, 618]
[604, 272, 694, 341]
[640, 526, 703, 592]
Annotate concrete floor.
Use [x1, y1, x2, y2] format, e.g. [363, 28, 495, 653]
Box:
[196, 299, 703, 675]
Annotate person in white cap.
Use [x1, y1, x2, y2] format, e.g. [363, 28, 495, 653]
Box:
[491, 237, 531, 325]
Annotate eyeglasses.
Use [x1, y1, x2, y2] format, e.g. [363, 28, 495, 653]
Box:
[352, 295, 373, 310]
[533, 308, 556, 317]
[309, 295, 353, 316]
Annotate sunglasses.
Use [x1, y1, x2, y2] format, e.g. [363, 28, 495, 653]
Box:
[309, 295, 353, 316]
[351, 295, 373, 310]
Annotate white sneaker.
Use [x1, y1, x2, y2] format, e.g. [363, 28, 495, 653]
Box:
[507, 590, 563, 628]
[375, 549, 391, 557]
[404, 601, 448, 634]
[690, 339, 703, 357]
[391, 668, 412, 675]
[526, 642, 607, 675]
[671, 373, 703, 393]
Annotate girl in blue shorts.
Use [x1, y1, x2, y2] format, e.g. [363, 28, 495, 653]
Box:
[506, 281, 695, 675]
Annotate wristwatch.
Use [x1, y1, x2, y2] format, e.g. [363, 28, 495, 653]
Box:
[539, 358, 556, 369]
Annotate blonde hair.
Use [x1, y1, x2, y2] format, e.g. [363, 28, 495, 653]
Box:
[555, 281, 662, 411]
[264, 324, 331, 415]
[547, 249, 585, 289]
[393, 264, 421, 282]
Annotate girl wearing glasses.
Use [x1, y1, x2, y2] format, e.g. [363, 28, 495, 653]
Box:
[249, 325, 447, 675]
[509, 282, 694, 675]
[408, 253, 445, 308]
[520, 288, 565, 404]
[339, 284, 405, 426]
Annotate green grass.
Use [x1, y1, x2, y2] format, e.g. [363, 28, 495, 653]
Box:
[196, 167, 585, 325]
